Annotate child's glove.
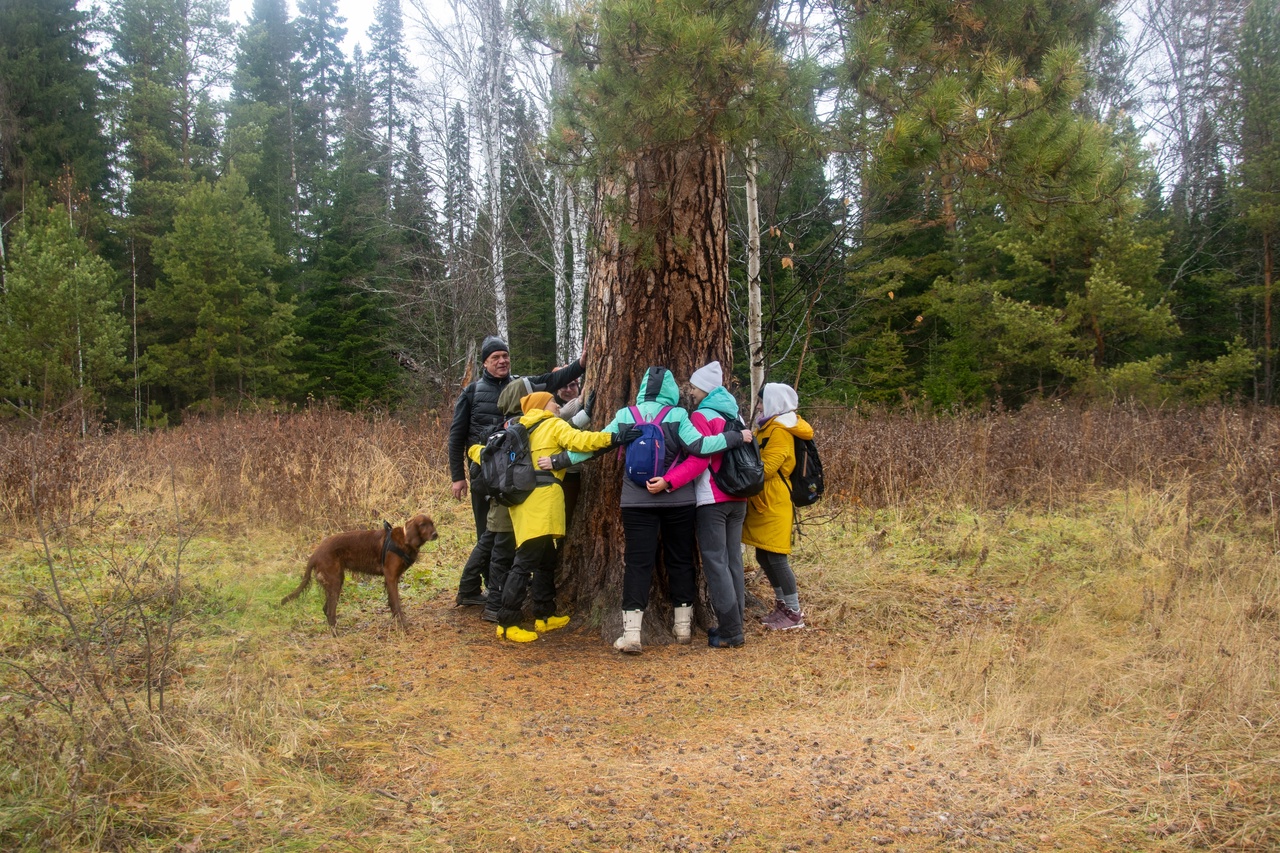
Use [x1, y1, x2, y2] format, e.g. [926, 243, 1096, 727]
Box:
[613, 425, 643, 445]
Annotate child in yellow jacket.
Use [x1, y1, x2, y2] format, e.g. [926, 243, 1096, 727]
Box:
[470, 391, 637, 641]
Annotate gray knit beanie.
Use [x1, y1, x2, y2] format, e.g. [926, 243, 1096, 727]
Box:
[481, 335, 509, 361]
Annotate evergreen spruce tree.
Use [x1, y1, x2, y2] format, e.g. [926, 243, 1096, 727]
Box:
[367, 0, 418, 204]
[227, 0, 298, 259]
[396, 122, 443, 281]
[859, 326, 911, 404]
[104, 0, 232, 286]
[294, 0, 348, 263]
[502, 88, 557, 369]
[1235, 0, 1280, 402]
[293, 48, 400, 408]
[0, 0, 108, 236]
[0, 197, 126, 421]
[444, 101, 474, 255]
[144, 171, 298, 409]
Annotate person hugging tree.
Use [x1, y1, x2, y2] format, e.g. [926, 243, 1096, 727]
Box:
[475, 391, 638, 643]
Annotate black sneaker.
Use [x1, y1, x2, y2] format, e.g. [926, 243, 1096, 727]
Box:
[456, 593, 488, 607]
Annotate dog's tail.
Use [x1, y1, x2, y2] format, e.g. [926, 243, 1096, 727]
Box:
[281, 561, 314, 605]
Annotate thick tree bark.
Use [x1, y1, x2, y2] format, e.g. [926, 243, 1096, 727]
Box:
[558, 142, 732, 643]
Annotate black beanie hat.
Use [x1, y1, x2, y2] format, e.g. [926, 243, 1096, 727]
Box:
[481, 335, 509, 362]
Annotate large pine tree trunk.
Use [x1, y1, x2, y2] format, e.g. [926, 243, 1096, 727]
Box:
[558, 142, 732, 642]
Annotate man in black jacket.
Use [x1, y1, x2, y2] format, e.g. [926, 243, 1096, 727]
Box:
[448, 335, 585, 606]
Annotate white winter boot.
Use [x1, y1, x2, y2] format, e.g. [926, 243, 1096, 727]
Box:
[673, 605, 694, 645]
[613, 610, 643, 654]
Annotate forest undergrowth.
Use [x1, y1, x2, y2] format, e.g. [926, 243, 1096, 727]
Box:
[0, 403, 1277, 851]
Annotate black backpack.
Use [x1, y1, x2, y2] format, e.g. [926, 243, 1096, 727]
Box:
[480, 418, 548, 506]
[709, 414, 765, 498]
[787, 434, 824, 506]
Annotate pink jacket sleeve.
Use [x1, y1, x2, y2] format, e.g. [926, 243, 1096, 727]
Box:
[661, 410, 722, 491]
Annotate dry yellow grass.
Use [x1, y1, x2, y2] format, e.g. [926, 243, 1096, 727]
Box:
[1, 407, 1277, 850]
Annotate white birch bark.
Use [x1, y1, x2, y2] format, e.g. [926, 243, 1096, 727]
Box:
[553, 173, 569, 362]
[479, 0, 509, 339]
[568, 178, 590, 359]
[745, 142, 764, 406]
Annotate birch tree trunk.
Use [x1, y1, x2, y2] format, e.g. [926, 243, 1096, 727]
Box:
[478, 0, 509, 339]
[553, 173, 570, 362]
[558, 142, 733, 641]
[567, 178, 590, 358]
[745, 141, 765, 408]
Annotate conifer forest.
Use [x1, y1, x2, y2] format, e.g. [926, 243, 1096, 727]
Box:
[1, 0, 1278, 425]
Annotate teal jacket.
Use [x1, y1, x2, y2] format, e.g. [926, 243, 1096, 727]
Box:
[576, 367, 745, 507]
[696, 385, 743, 423]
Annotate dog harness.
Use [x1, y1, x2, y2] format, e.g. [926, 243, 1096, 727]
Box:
[381, 521, 418, 567]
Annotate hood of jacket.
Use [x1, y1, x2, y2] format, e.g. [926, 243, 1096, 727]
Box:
[759, 412, 814, 442]
[758, 383, 800, 427]
[518, 408, 556, 429]
[697, 385, 741, 421]
[497, 379, 535, 416]
[633, 367, 680, 407]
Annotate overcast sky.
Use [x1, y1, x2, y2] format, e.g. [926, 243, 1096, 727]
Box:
[227, 0, 378, 57]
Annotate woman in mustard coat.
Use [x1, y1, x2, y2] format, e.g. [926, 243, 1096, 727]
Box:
[741, 383, 814, 630]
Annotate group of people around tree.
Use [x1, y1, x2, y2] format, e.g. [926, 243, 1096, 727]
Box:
[447, 336, 814, 650]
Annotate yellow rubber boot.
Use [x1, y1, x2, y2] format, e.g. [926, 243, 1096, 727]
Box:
[497, 625, 538, 642]
[535, 615, 570, 633]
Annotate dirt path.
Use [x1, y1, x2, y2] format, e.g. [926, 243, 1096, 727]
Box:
[261, 589, 1149, 853]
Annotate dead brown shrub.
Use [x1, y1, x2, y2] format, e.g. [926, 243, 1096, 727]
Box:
[0, 405, 451, 532]
[4, 402, 1279, 532]
[813, 402, 1280, 515]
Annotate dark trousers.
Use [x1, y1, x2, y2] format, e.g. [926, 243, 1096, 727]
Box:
[458, 526, 494, 597]
[621, 504, 698, 612]
[471, 487, 489, 538]
[697, 502, 747, 641]
[498, 535, 558, 628]
[563, 471, 582, 526]
[458, 488, 493, 596]
[484, 531, 516, 610]
[756, 548, 798, 597]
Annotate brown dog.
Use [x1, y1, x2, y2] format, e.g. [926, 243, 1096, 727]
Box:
[282, 514, 438, 630]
